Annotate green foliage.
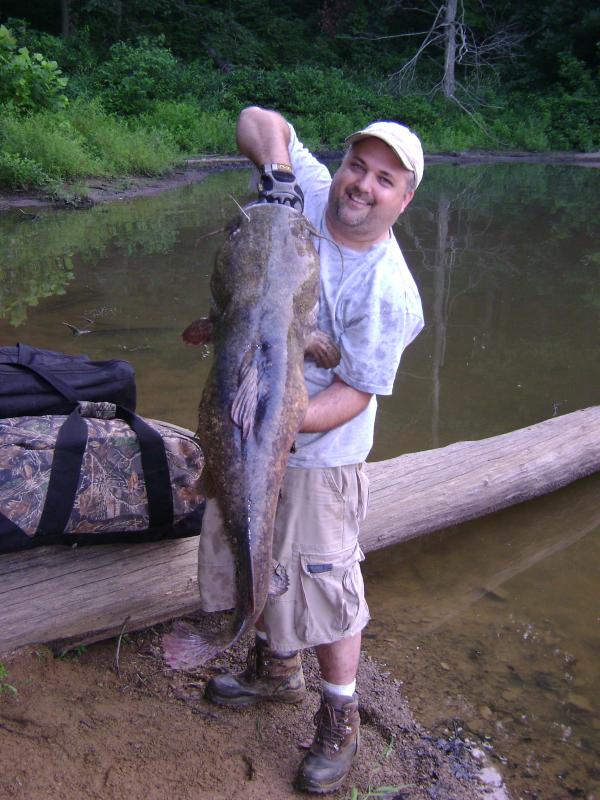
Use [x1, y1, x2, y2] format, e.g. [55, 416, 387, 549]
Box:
[1, 1, 599, 199]
[0, 663, 18, 697]
[0, 147, 56, 190]
[67, 99, 181, 174]
[4, 17, 99, 75]
[0, 23, 68, 112]
[97, 36, 184, 115]
[140, 101, 236, 153]
[0, 107, 103, 181]
[535, 54, 600, 149]
[58, 644, 87, 660]
[0, 100, 180, 190]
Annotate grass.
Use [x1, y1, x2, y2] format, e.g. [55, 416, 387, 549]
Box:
[0, 663, 18, 697]
[1, 78, 598, 196]
[348, 785, 415, 800]
[57, 644, 87, 660]
[0, 99, 181, 191]
[347, 734, 416, 799]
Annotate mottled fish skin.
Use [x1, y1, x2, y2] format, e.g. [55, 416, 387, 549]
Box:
[164, 203, 331, 670]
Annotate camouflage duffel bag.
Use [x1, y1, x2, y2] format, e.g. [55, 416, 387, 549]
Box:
[0, 404, 205, 554]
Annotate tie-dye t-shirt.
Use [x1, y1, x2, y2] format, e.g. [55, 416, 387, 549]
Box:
[285, 125, 425, 468]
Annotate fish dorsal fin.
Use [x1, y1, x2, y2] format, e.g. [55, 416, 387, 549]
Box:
[230, 347, 268, 439]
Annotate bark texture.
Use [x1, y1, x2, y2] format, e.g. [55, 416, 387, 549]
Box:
[1, 406, 598, 656]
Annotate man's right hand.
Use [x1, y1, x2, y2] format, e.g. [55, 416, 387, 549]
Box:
[258, 163, 304, 212]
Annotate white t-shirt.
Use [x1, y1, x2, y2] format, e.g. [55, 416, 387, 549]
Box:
[285, 125, 425, 468]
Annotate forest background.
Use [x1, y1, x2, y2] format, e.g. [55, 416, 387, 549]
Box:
[1, 0, 599, 196]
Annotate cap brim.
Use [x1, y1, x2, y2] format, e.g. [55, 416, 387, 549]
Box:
[345, 132, 416, 177]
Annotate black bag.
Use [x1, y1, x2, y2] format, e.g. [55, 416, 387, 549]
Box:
[0, 343, 136, 417]
[0, 344, 204, 553]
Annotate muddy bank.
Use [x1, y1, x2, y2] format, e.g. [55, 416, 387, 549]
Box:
[0, 159, 245, 211]
[1, 150, 599, 212]
[0, 620, 496, 800]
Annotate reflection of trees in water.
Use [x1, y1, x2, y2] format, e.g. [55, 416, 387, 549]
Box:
[395, 164, 600, 448]
[0, 170, 250, 326]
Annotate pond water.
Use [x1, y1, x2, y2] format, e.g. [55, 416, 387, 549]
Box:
[1, 164, 599, 799]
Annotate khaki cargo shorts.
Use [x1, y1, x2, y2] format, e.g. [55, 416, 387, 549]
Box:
[196, 463, 371, 652]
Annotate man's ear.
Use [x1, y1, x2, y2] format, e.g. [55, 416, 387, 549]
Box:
[399, 190, 415, 215]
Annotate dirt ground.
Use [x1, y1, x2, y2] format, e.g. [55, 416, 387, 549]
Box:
[0, 158, 246, 211]
[0, 621, 492, 800]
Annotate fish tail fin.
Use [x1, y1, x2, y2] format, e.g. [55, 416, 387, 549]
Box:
[162, 621, 222, 670]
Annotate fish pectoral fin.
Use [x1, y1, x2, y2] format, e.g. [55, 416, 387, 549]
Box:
[182, 317, 213, 346]
[230, 349, 268, 439]
[305, 329, 341, 369]
[268, 560, 289, 598]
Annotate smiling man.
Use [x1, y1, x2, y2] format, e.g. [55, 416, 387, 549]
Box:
[198, 106, 425, 794]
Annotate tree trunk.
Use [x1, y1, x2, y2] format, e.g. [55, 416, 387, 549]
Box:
[1, 407, 598, 656]
[60, 0, 71, 38]
[442, 0, 458, 98]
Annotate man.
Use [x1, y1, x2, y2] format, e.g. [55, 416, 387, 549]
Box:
[198, 105, 425, 794]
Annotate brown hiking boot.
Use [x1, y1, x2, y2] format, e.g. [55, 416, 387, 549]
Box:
[295, 693, 361, 794]
[204, 637, 305, 707]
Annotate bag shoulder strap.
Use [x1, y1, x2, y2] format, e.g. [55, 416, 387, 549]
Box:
[117, 408, 174, 529]
[36, 407, 174, 537]
[0, 510, 33, 552]
[37, 409, 88, 536]
[16, 343, 79, 404]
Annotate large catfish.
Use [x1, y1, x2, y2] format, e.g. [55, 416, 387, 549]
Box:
[163, 203, 339, 669]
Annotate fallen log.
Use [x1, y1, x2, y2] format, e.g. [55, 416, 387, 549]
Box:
[1, 406, 598, 656]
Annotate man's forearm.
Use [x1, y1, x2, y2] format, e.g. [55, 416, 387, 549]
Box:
[236, 106, 291, 168]
[300, 377, 372, 433]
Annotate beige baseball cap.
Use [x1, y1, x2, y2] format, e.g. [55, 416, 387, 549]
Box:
[345, 121, 424, 188]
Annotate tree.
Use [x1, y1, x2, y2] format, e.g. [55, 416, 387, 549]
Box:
[387, 0, 526, 100]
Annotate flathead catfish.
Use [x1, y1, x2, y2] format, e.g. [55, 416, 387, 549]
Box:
[163, 203, 339, 669]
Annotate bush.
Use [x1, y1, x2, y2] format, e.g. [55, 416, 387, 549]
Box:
[0, 24, 68, 112]
[1, 17, 98, 74]
[0, 149, 56, 190]
[0, 108, 103, 181]
[140, 101, 236, 153]
[68, 99, 181, 174]
[97, 36, 184, 115]
[0, 100, 181, 190]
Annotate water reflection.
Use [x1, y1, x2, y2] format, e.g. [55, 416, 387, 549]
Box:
[0, 171, 251, 429]
[373, 163, 600, 460]
[0, 170, 250, 327]
[1, 163, 599, 797]
[363, 473, 600, 798]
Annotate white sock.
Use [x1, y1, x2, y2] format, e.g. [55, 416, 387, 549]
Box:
[255, 628, 268, 641]
[322, 678, 356, 699]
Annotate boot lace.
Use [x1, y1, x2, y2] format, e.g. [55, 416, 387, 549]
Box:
[243, 645, 261, 680]
[313, 700, 352, 754]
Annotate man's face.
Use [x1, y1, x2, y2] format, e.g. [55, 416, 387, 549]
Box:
[327, 137, 415, 245]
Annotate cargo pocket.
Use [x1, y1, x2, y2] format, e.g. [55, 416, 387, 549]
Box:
[295, 542, 366, 644]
